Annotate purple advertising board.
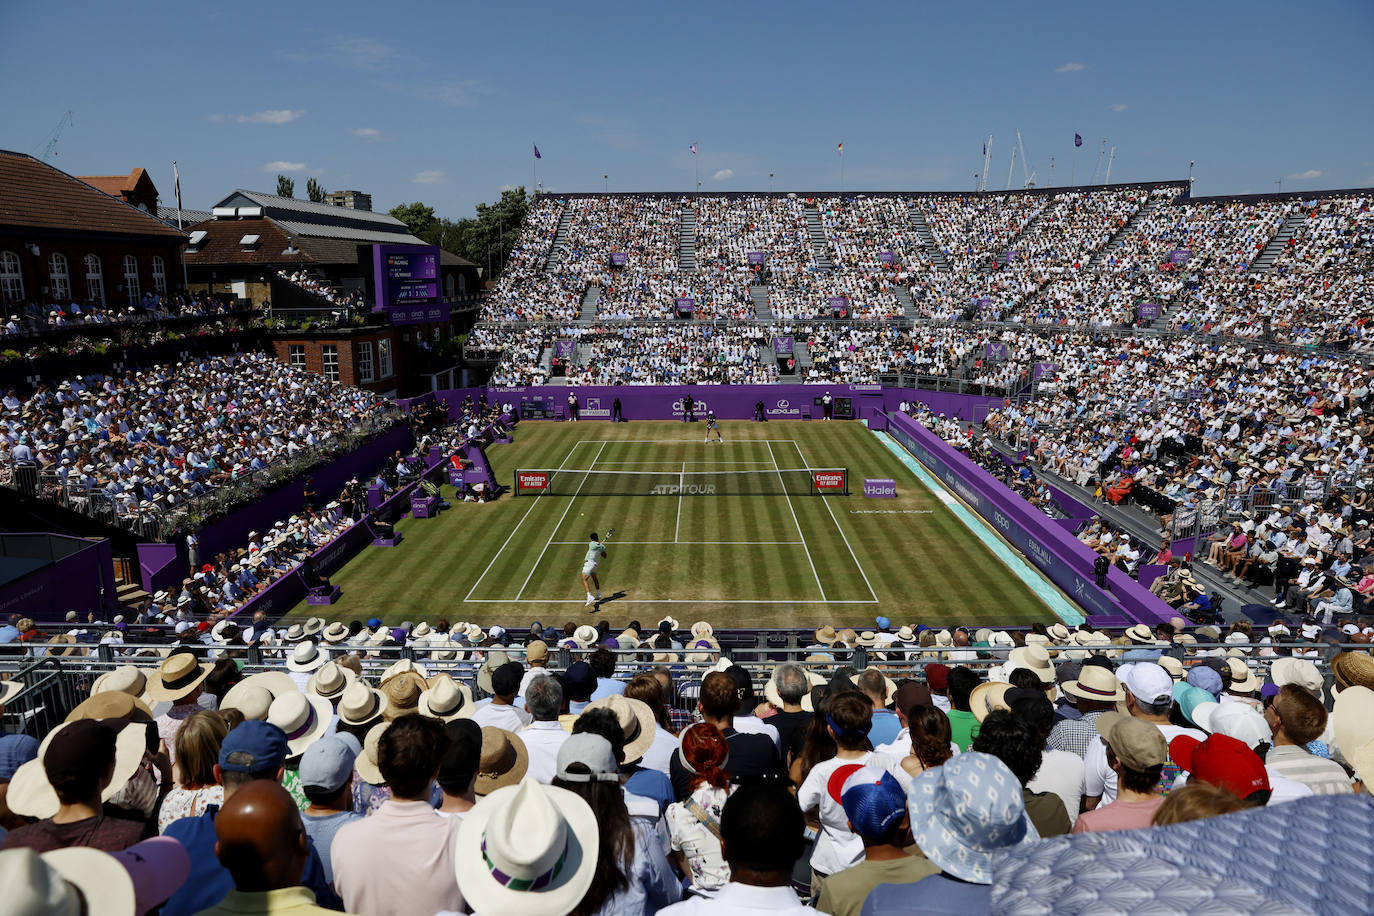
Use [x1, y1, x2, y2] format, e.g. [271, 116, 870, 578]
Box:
[0, 534, 119, 622]
[674, 298, 695, 314]
[863, 478, 897, 498]
[747, 251, 765, 265]
[976, 297, 994, 310]
[1033, 361, 1058, 380]
[878, 251, 895, 264]
[1170, 249, 1192, 264]
[554, 340, 575, 359]
[386, 302, 450, 326]
[1003, 250, 1018, 263]
[773, 336, 794, 355]
[985, 342, 1008, 361]
[828, 297, 848, 312]
[372, 244, 440, 312]
[1138, 302, 1161, 319]
[610, 252, 627, 266]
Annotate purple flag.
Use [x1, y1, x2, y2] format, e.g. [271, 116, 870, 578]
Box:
[689, 143, 697, 155]
[982, 143, 986, 155]
[1074, 133, 1083, 148]
[533, 144, 541, 159]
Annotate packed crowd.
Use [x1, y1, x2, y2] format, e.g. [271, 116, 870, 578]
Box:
[4, 294, 244, 337]
[567, 325, 777, 386]
[483, 199, 582, 322]
[276, 271, 367, 310]
[0, 352, 395, 524]
[2, 610, 1372, 915]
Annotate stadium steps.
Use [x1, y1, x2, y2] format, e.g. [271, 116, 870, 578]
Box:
[803, 206, 835, 270]
[579, 283, 601, 322]
[116, 581, 150, 609]
[1249, 211, 1305, 272]
[544, 206, 574, 271]
[908, 206, 950, 271]
[679, 206, 698, 273]
[751, 285, 772, 319]
[1089, 193, 1167, 268]
[896, 285, 920, 319]
[794, 340, 813, 370]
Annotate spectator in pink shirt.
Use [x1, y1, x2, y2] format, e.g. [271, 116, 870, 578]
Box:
[1072, 713, 1167, 833]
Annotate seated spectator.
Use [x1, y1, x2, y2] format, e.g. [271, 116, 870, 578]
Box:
[973, 709, 1072, 837]
[1072, 712, 1168, 832]
[665, 722, 735, 896]
[945, 666, 982, 751]
[896, 703, 955, 781]
[158, 709, 227, 832]
[1263, 686, 1353, 795]
[669, 672, 781, 800]
[435, 719, 482, 818]
[521, 675, 570, 784]
[298, 735, 362, 886]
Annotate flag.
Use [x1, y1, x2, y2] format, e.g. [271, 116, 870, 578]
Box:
[983, 142, 986, 156]
[1074, 133, 1083, 148]
[173, 160, 182, 211]
[837, 142, 844, 153]
[533, 144, 541, 159]
[689, 143, 697, 155]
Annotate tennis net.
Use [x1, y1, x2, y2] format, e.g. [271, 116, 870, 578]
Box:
[513, 467, 849, 496]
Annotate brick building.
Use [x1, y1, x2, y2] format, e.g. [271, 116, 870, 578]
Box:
[77, 168, 161, 215]
[268, 324, 403, 397]
[0, 150, 187, 312]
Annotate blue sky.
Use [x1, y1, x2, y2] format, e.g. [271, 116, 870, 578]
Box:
[4, 1, 1371, 221]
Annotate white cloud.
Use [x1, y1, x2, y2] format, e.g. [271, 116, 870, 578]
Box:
[262, 161, 309, 172]
[413, 170, 446, 184]
[239, 109, 304, 125]
[1287, 169, 1323, 180]
[1110, 103, 1128, 112]
[1055, 62, 1086, 73]
[205, 113, 227, 123]
[351, 127, 382, 140]
[711, 169, 734, 182]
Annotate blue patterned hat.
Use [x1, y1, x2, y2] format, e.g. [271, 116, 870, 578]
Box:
[907, 751, 1038, 884]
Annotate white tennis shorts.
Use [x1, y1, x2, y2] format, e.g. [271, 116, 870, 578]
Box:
[582, 561, 599, 576]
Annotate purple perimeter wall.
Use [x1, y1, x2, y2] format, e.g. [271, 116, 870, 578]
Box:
[0, 535, 118, 621]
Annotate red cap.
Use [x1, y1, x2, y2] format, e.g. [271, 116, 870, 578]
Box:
[925, 663, 950, 691]
[1169, 733, 1270, 798]
[827, 762, 866, 805]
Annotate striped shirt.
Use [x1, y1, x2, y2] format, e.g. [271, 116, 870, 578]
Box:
[1048, 709, 1108, 760]
[1265, 746, 1352, 795]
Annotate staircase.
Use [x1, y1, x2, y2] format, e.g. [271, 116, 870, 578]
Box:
[540, 346, 567, 386]
[896, 285, 919, 319]
[1248, 212, 1306, 272]
[543, 206, 574, 271]
[998, 207, 1046, 264]
[115, 579, 150, 611]
[803, 206, 834, 270]
[678, 206, 698, 273]
[1089, 194, 1167, 268]
[908, 205, 950, 271]
[579, 283, 600, 322]
[751, 285, 772, 319]
[794, 341, 813, 373]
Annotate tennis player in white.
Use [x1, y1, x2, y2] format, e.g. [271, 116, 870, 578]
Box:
[582, 532, 607, 606]
[705, 410, 723, 444]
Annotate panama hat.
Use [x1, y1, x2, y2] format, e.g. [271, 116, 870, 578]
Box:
[222, 671, 298, 720]
[89, 665, 150, 701]
[7, 719, 148, 819]
[321, 621, 350, 644]
[1047, 623, 1071, 642]
[63, 690, 153, 724]
[1062, 665, 1125, 703]
[988, 630, 1015, 649]
[907, 752, 1038, 883]
[455, 781, 599, 916]
[1225, 657, 1261, 693]
[1006, 645, 1056, 685]
[571, 625, 599, 648]
[2, 845, 140, 916]
[475, 727, 529, 796]
[934, 629, 953, 647]
[302, 617, 325, 637]
[411, 622, 433, 640]
[337, 680, 389, 728]
[282, 624, 307, 643]
[1024, 633, 1051, 648]
[1332, 651, 1374, 692]
[380, 658, 430, 685]
[894, 625, 916, 642]
[266, 691, 332, 758]
[814, 625, 839, 645]
[584, 695, 656, 764]
[286, 640, 328, 673]
[476, 651, 512, 695]
[209, 619, 240, 645]
[1125, 624, 1157, 644]
[0, 679, 22, 706]
[1270, 656, 1325, 702]
[465, 624, 489, 645]
[657, 616, 680, 633]
[419, 674, 474, 721]
[354, 722, 389, 785]
[381, 675, 423, 719]
[1158, 655, 1186, 681]
[143, 653, 213, 703]
[970, 681, 1014, 723]
[837, 628, 859, 646]
[855, 631, 881, 649]
[690, 621, 714, 640]
[306, 660, 356, 701]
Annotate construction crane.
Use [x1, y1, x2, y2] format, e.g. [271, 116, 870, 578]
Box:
[35, 110, 75, 162]
[1016, 130, 1038, 188]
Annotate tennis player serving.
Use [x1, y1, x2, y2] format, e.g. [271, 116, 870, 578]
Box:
[582, 532, 607, 606]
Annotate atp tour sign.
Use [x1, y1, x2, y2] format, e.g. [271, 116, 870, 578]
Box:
[649, 483, 717, 495]
[813, 470, 847, 492]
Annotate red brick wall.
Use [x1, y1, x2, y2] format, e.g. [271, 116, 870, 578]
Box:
[0, 232, 185, 308]
[268, 329, 401, 394]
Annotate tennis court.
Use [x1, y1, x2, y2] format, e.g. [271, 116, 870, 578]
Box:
[299, 421, 1065, 627]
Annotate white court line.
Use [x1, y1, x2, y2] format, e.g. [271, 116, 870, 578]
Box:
[550, 540, 806, 545]
[675, 461, 685, 543]
[590, 439, 796, 444]
[768, 440, 826, 601]
[791, 439, 880, 602]
[593, 460, 776, 465]
[474, 598, 881, 604]
[464, 439, 585, 601]
[515, 441, 607, 600]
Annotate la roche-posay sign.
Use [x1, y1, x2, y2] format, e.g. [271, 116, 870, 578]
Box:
[864, 478, 897, 498]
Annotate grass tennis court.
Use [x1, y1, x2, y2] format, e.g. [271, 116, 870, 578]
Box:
[293, 421, 1065, 628]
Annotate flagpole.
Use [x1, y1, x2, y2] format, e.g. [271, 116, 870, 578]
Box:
[1049, 157, 1055, 188]
[1071, 148, 1078, 187]
[693, 143, 699, 195]
[173, 160, 189, 296]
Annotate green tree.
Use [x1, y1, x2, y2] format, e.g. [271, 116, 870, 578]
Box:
[276, 174, 295, 198]
[389, 201, 439, 239]
[306, 177, 327, 203]
[444, 187, 530, 278]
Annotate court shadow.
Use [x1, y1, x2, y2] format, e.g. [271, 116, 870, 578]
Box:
[596, 590, 629, 607]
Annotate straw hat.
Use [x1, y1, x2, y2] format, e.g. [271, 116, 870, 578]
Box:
[465, 624, 489, 645]
[303, 617, 325, 637]
[1158, 655, 1185, 681]
[380, 658, 430, 685]
[455, 781, 598, 916]
[894, 625, 916, 642]
[143, 654, 213, 703]
[476, 651, 512, 695]
[354, 722, 389, 785]
[337, 681, 389, 728]
[7, 720, 148, 819]
[1006, 645, 1055, 685]
[861, 667, 898, 706]
[475, 727, 529, 796]
[89, 665, 150, 701]
[286, 640, 328, 673]
[411, 622, 433, 640]
[838, 628, 860, 646]
[305, 660, 356, 701]
[970, 681, 1014, 723]
[0, 679, 22, 706]
[583, 695, 655, 764]
[1125, 624, 1156, 644]
[988, 630, 1015, 649]
[321, 621, 351, 644]
[571, 625, 599, 648]
[934, 629, 953, 647]
[419, 674, 474, 721]
[657, 616, 680, 633]
[690, 621, 714, 640]
[283, 624, 307, 643]
[222, 671, 298, 720]
[381, 675, 423, 719]
[1332, 652, 1374, 692]
[266, 691, 332, 758]
[45, 635, 85, 658]
[64, 690, 153, 724]
[855, 631, 881, 649]
[1332, 686, 1374, 774]
[1047, 623, 1071, 642]
[684, 638, 720, 664]
[1062, 666, 1125, 703]
[1225, 657, 1261, 693]
[814, 625, 839, 645]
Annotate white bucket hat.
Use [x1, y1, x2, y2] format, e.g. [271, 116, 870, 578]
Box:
[286, 640, 328, 673]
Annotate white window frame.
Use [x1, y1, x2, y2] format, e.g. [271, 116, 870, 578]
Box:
[1, 251, 23, 303]
[48, 252, 70, 302]
[123, 255, 141, 304]
[357, 340, 375, 383]
[151, 256, 167, 295]
[377, 338, 393, 379]
[84, 254, 104, 305]
[288, 344, 306, 370]
[321, 344, 340, 382]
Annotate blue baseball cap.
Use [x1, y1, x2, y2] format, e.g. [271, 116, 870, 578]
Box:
[875, 617, 891, 631]
[0, 733, 40, 779]
[840, 766, 906, 839]
[218, 720, 289, 775]
[1187, 666, 1224, 698]
[366, 617, 383, 630]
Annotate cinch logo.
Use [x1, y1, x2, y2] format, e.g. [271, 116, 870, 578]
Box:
[518, 473, 549, 490]
[650, 484, 717, 495]
[672, 398, 707, 413]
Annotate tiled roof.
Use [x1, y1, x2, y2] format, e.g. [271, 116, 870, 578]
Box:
[0, 150, 185, 238]
[181, 217, 313, 266]
[274, 218, 423, 244]
[290, 235, 369, 266]
[157, 206, 215, 228]
[215, 189, 404, 227]
[80, 174, 134, 197]
[441, 249, 478, 268]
